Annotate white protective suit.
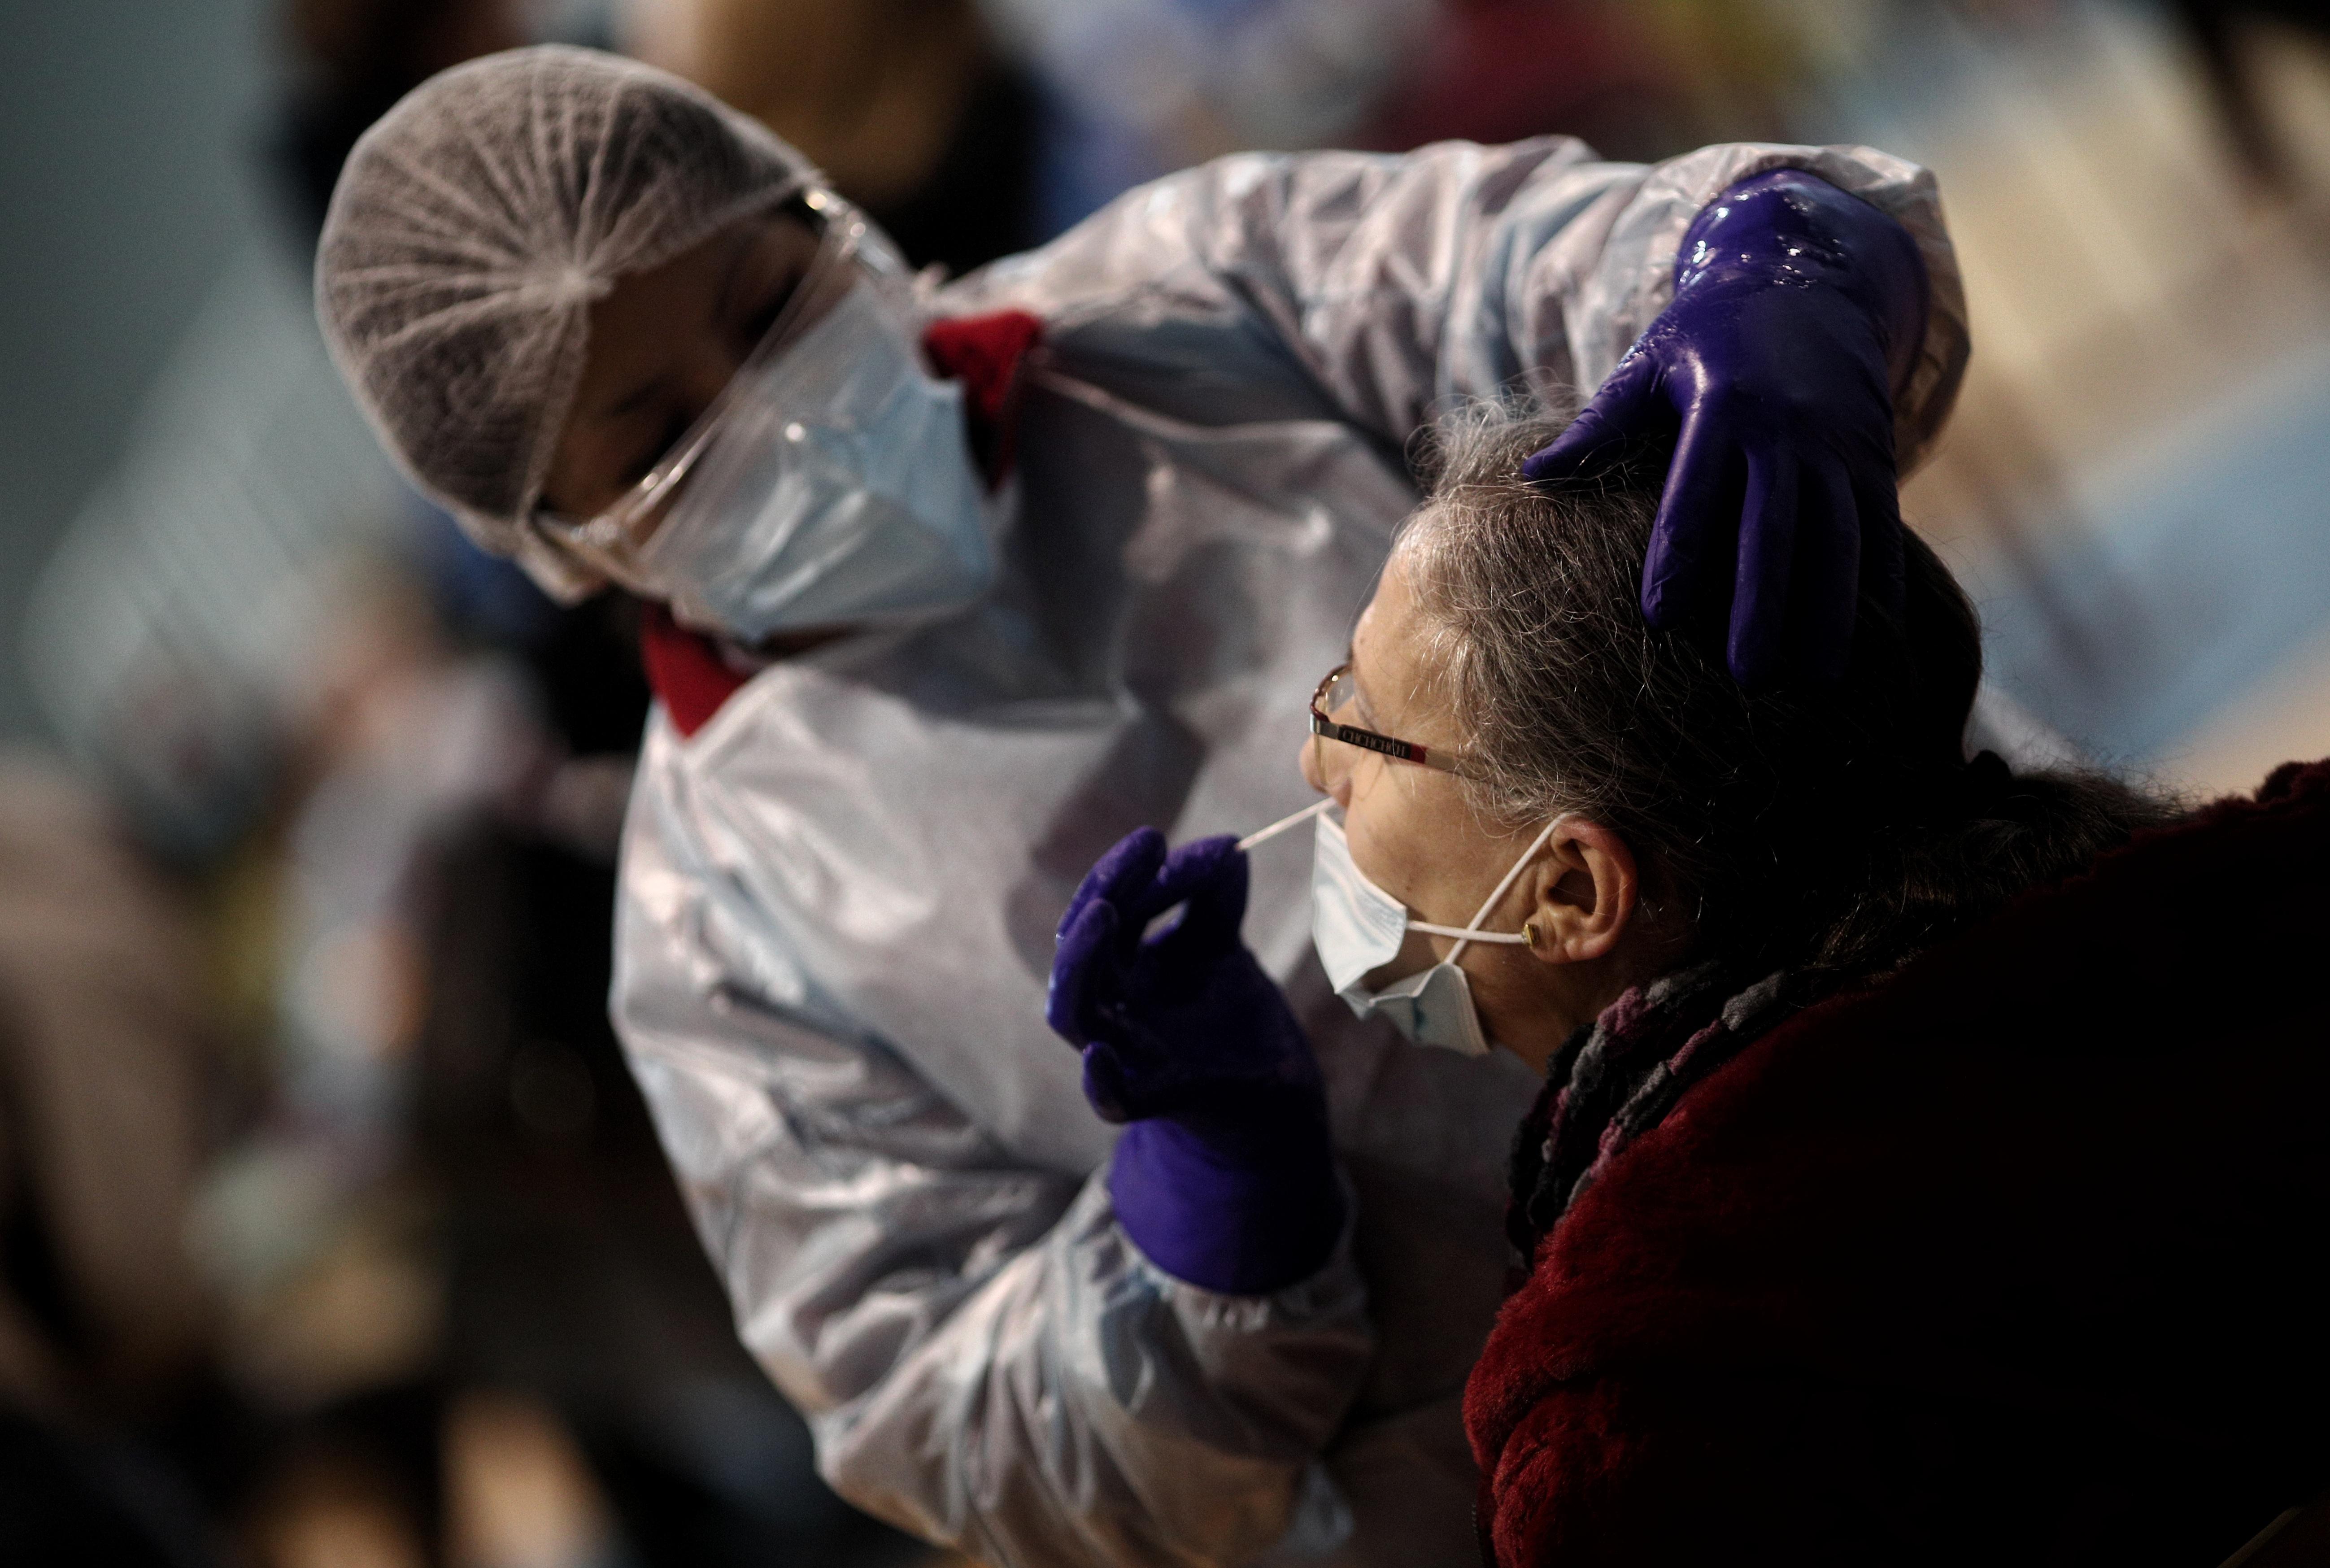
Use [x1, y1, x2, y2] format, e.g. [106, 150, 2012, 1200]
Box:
[614, 136, 1969, 1567]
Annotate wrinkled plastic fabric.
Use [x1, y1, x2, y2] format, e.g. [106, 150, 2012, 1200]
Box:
[613, 136, 1968, 1567]
[315, 46, 814, 599]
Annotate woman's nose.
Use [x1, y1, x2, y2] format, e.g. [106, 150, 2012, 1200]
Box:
[1297, 735, 1352, 806]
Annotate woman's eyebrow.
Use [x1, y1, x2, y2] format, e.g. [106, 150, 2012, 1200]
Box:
[596, 368, 680, 433]
[603, 375, 669, 422]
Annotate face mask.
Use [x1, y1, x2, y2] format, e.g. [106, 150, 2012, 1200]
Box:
[637, 280, 998, 641]
[1309, 810, 1565, 1056]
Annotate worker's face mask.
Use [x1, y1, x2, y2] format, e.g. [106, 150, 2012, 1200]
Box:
[539, 197, 1000, 640]
[1309, 810, 1564, 1056]
[637, 275, 997, 641]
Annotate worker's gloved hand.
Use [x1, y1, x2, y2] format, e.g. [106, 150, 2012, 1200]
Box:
[1524, 169, 1931, 688]
[1048, 828, 1342, 1295]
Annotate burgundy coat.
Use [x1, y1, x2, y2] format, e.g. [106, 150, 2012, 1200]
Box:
[1464, 760, 2330, 1566]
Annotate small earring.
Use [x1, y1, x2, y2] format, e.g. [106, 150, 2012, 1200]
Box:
[1522, 919, 1542, 948]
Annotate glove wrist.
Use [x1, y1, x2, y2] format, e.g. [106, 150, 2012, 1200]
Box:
[1108, 1115, 1345, 1296]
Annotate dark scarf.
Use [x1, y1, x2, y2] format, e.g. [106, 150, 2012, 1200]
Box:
[1501, 753, 2037, 1269]
[1504, 962, 1823, 1268]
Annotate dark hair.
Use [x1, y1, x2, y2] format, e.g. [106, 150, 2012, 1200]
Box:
[1395, 401, 2178, 981]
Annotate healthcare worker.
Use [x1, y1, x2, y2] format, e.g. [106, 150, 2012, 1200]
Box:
[315, 45, 1966, 1568]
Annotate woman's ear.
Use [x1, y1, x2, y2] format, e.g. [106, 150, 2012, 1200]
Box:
[1522, 819, 1637, 964]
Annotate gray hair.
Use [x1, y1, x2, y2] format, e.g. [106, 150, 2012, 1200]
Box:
[1394, 400, 2174, 978]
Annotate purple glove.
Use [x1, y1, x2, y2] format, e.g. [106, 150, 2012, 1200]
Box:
[1047, 827, 1342, 1295]
[1525, 169, 1931, 688]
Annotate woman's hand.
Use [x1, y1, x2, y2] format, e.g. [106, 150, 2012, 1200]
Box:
[1048, 828, 1342, 1295]
[1525, 169, 1931, 690]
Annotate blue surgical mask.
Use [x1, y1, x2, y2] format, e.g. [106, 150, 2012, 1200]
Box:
[1309, 810, 1563, 1056]
[638, 281, 998, 640]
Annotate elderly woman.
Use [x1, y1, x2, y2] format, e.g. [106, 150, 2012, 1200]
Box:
[1050, 403, 2330, 1565]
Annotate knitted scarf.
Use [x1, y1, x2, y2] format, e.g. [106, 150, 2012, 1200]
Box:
[1501, 751, 2033, 1269]
[1503, 962, 1822, 1268]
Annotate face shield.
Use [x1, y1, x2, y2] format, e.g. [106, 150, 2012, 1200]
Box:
[533, 190, 997, 641]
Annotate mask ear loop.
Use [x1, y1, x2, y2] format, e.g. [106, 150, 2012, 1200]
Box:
[1414, 814, 1572, 959]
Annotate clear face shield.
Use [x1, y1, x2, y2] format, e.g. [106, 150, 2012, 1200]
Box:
[531, 191, 996, 639]
[532, 191, 873, 572]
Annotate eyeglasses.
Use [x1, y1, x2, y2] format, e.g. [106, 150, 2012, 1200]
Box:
[532, 189, 894, 561]
[1310, 662, 1473, 776]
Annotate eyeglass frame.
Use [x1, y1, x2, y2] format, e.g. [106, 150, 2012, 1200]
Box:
[1310, 662, 1475, 777]
[530, 187, 894, 558]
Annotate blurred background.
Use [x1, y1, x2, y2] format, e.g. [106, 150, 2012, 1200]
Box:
[0, 0, 2325, 1563]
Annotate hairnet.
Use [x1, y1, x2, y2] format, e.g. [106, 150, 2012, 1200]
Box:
[316, 45, 817, 597]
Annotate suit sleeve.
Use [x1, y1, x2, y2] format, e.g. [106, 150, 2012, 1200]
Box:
[947, 136, 1966, 473]
[611, 723, 1374, 1568]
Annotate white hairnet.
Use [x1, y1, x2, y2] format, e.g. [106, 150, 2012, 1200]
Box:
[316, 45, 816, 598]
